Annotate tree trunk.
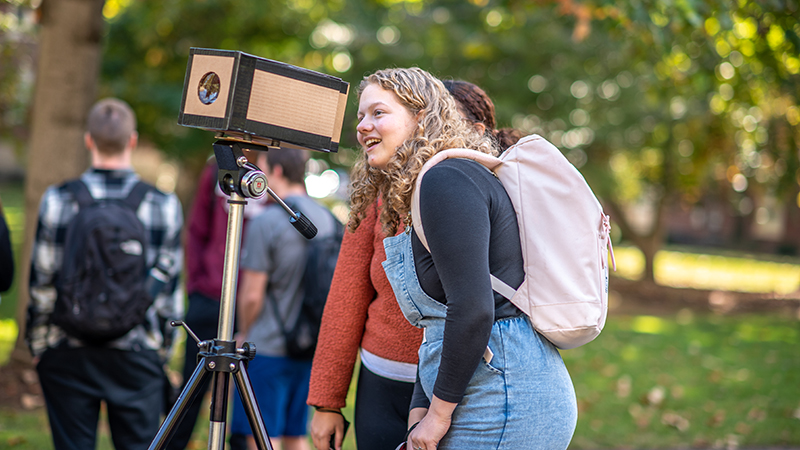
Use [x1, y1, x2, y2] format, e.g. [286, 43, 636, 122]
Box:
[606, 196, 667, 283]
[3, 0, 106, 405]
[639, 233, 661, 283]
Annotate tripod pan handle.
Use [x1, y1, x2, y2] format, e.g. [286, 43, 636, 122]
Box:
[290, 212, 317, 239]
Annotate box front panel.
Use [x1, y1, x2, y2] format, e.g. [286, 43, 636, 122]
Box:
[183, 54, 236, 119]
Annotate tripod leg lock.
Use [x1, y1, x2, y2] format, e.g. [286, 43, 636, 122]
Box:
[203, 355, 244, 374]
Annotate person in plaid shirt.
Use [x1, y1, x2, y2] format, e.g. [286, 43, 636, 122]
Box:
[26, 98, 184, 450]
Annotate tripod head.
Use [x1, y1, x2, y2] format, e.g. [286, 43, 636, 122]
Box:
[212, 139, 317, 239]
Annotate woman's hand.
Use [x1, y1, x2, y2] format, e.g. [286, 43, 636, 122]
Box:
[310, 409, 346, 450]
[407, 397, 456, 450]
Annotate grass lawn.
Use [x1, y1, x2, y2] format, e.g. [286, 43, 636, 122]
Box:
[0, 310, 797, 449]
[562, 311, 800, 449]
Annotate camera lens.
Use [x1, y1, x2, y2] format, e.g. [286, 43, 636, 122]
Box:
[198, 72, 220, 105]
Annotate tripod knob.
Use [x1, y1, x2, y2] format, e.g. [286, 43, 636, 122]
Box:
[241, 171, 268, 199]
[241, 341, 257, 360]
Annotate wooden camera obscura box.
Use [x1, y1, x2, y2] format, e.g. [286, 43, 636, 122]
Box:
[179, 48, 350, 153]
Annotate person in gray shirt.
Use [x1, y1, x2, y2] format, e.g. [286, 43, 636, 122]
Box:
[232, 147, 338, 450]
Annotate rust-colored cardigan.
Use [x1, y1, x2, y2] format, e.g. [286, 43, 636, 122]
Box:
[307, 202, 423, 409]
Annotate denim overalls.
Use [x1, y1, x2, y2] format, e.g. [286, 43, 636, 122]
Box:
[383, 229, 578, 450]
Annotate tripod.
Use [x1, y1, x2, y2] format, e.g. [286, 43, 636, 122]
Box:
[148, 140, 317, 450]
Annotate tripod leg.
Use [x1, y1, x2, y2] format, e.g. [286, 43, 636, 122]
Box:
[148, 357, 212, 450]
[207, 370, 231, 450]
[233, 363, 273, 450]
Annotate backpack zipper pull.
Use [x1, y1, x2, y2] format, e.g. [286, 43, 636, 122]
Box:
[601, 215, 617, 272]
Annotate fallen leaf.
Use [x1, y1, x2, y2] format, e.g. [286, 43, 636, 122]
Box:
[6, 435, 27, 446]
[708, 409, 725, 427]
[20, 393, 44, 410]
[617, 375, 632, 398]
[735, 422, 751, 435]
[747, 407, 766, 421]
[647, 386, 666, 406]
[661, 411, 690, 431]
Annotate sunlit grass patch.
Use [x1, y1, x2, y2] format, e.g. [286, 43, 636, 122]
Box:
[631, 315, 670, 334]
[0, 319, 17, 365]
[613, 246, 800, 294]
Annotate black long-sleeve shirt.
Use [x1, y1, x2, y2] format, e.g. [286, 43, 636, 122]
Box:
[410, 158, 524, 407]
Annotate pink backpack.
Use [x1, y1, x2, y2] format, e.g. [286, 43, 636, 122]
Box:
[411, 134, 616, 349]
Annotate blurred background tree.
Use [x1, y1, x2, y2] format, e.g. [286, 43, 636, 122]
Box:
[2, 0, 107, 373]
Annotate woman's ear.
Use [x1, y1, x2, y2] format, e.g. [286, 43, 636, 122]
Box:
[474, 122, 487, 136]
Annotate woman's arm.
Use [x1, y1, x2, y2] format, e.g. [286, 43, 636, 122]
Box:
[236, 269, 267, 339]
[418, 161, 496, 404]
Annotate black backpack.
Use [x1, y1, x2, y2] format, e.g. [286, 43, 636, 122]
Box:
[51, 179, 154, 344]
[272, 209, 344, 360]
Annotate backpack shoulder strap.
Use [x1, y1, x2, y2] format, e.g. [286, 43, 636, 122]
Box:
[63, 179, 95, 209]
[124, 181, 153, 211]
[411, 149, 502, 252]
[410, 149, 518, 300]
[268, 291, 290, 337]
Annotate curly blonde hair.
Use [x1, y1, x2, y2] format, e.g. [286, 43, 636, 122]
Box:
[348, 67, 498, 236]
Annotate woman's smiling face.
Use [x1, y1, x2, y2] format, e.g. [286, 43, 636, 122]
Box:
[356, 83, 418, 170]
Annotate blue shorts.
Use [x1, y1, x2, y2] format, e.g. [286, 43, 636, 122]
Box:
[230, 355, 312, 438]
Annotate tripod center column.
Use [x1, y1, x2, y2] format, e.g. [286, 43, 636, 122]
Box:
[217, 191, 246, 341]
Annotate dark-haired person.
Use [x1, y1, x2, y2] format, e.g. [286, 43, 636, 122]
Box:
[26, 98, 184, 450]
[442, 79, 522, 152]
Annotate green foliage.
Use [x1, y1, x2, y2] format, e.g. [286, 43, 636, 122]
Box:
[0, 1, 37, 153]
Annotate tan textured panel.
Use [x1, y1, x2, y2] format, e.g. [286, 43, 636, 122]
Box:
[331, 86, 350, 144]
[247, 70, 340, 137]
[183, 54, 235, 118]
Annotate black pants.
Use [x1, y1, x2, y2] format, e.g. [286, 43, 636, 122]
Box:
[37, 346, 163, 450]
[354, 364, 415, 450]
